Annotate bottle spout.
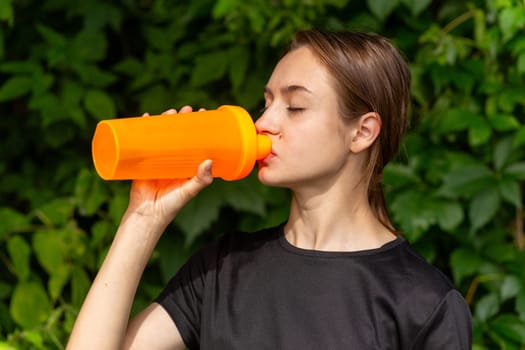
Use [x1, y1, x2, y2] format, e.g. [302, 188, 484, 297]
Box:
[256, 134, 272, 160]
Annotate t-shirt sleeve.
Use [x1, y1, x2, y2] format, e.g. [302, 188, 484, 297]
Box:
[410, 289, 472, 350]
[155, 244, 214, 350]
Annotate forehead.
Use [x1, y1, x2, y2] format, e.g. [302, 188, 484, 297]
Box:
[266, 46, 333, 95]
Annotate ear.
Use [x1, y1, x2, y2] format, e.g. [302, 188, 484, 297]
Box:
[349, 112, 382, 153]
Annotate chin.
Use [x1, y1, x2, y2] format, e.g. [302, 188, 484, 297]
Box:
[257, 168, 294, 188]
[257, 168, 280, 185]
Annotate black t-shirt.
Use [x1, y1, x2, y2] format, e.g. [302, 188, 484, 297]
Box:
[156, 225, 472, 349]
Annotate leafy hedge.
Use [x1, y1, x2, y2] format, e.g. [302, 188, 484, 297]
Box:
[1, 0, 524, 348]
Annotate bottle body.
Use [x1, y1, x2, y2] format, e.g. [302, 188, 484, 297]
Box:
[91, 105, 271, 181]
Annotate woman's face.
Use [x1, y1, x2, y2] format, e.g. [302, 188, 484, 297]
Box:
[256, 46, 355, 190]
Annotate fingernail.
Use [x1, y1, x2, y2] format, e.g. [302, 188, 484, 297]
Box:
[204, 161, 212, 176]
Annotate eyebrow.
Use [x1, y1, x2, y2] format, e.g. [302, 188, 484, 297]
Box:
[264, 85, 313, 97]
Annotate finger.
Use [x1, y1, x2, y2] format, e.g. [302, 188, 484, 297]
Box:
[198, 108, 206, 112]
[162, 108, 177, 115]
[196, 159, 213, 182]
[142, 112, 150, 117]
[178, 160, 213, 200]
[179, 105, 193, 114]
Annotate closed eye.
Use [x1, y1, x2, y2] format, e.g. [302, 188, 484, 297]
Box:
[287, 107, 305, 113]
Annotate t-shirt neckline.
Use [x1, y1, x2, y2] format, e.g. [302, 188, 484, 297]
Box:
[276, 225, 405, 258]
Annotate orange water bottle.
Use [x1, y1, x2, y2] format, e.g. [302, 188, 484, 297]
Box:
[91, 105, 271, 181]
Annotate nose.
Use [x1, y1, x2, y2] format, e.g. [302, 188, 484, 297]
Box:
[255, 107, 279, 135]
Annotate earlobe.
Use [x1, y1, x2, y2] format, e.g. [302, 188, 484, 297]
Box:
[349, 112, 382, 153]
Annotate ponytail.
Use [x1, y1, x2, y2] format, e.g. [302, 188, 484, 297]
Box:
[368, 172, 398, 234]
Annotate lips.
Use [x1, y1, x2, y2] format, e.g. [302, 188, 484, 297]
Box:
[258, 151, 275, 165]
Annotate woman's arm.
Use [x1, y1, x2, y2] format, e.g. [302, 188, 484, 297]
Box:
[66, 107, 213, 350]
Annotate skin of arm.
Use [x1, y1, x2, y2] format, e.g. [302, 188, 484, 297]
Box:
[66, 107, 213, 350]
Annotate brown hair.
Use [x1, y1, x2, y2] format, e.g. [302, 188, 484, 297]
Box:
[285, 29, 411, 233]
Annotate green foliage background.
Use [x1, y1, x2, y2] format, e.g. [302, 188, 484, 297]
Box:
[1, 0, 524, 348]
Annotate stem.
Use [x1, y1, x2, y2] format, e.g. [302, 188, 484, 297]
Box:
[516, 206, 524, 250]
[465, 273, 503, 305]
[443, 9, 476, 34]
[465, 276, 479, 305]
[0, 251, 17, 276]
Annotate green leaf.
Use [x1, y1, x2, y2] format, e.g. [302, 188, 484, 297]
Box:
[498, 178, 522, 208]
[157, 232, 194, 282]
[517, 289, 525, 322]
[74, 168, 108, 216]
[518, 52, 525, 74]
[498, 7, 525, 42]
[10, 281, 51, 328]
[212, 0, 243, 18]
[0, 60, 41, 74]
[493, 136, 514, 170]
[0, 342, 17, 350]
[488, 114, 520, 132]
[468, 118, 492, 146]
[0, 0, 14, 27]
[436, 109, 480, 134]
[222, 177, 266, 216]
[367, 0, 399, 20]
[500, 275, 522, 301]
[229, 47, 250, 90]
[108, 186, 129, 226]
[71, 267, 90, 308]
[484, 242, 517, 263]
[475, 292, 500, 322]
[190, 51, 230, 87]
[473, 8, 486, 45]
[37, 198, 74, 226]
[84, 89, 116, 120]
[390, 190, 435, 241]
[90, 220, 111, 246]
[176, 186, 223, 245]
[7, 236, 31, 281]
[0, 207, 30, 239]
[435, 201, 464, 231]
[399, 0, 431, 16]
[469, 187, 501, 231]
[32, 230, 65, 275]
[383, 163, 420, 187]
[450, 248, 483, 285]
[73, 63, 117, 88]
[61, 80, 87, 128]
[0, 282, 12, 299]
[113, 57, 143, 76]
[440, 163, 493, 197]
[0, 75, 33, 102]
[48, 265, 71, 301]
[71, 30, 107, 62]
[490, 314, 525, 344]
[36, 23, 66, 47]
[28, 92, 63, 127]
[514, 126, 525, 148]
[137, 84, 171, 115]
[504, 162, 525, 180]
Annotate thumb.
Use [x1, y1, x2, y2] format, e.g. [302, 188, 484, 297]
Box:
[178, 160, 214, 201]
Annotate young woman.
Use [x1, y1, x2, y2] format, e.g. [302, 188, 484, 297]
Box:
[67, 30, 472, 349]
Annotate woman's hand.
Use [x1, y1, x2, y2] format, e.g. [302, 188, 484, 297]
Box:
[124, 106, 213, 227]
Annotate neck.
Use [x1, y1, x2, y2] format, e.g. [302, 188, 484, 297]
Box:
[284, 179, 395, 252]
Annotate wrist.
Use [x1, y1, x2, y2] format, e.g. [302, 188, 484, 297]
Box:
[119, 210, 171, 239]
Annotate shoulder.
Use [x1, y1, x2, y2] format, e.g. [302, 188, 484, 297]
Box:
[409, 289, 473, 349]
[385, 239, 472, 343]
[388, 238, 455, 295]
[372, 238, 472, 348]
